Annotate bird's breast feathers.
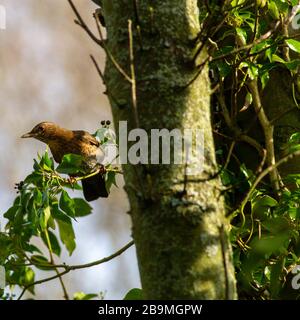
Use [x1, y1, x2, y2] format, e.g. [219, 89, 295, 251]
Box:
[48, 131, 102, 164]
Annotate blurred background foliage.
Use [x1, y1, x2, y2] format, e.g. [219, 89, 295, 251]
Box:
[0, 0, 139, 299]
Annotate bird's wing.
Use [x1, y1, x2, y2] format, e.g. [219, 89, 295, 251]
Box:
[73, 130, 100, 147]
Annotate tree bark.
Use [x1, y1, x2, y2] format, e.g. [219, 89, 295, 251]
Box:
[102, 0, 237, 299]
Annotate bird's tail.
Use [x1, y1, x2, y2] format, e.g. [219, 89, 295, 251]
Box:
[81, 172, 108, 201]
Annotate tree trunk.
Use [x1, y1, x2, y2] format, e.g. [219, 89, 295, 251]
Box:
[102, 0, 237, 299]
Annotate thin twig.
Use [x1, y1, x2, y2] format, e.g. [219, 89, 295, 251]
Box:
[132, 0, 143, 48]
[67, 0, 103, 47]
[270, 106, 297, 125]
[90, 55, 125, 109]
[17, 240, 134, 300]
[219, 224, 230, 300]
[239, 150, 300, 232]
[284, 4, 300, 26]
[90, 54, 105, 82]
[181, 56, 210, 89]
[192, 13, 229, 64]
[216, 90, 266, 169]
[248, 80, 279, 192]
[128, 19, 139, 128]
[44, 230, 69, 300]
[224, 141, 235, 170]
[94, 11, 132, 83]
[204, 0, 212, 15]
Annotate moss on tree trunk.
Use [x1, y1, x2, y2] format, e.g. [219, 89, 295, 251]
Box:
[102, 0, 237, 299]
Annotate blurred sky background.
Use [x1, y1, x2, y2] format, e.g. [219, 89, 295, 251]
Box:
[0, 0, 140, 299]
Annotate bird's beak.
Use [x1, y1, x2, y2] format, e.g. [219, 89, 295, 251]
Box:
[21, 132, 34, 138]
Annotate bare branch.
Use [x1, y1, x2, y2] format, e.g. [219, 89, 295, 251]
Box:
[67, 0, 103, 47]
[247, 80, 279, 191]
[17, 240, 134, 300]
[94, 11, 132, 83]
[128, 19, 139, 128]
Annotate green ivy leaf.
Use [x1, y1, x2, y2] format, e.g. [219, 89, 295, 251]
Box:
[73, 292, 98, 300]
[33, 189, 43, 206]
[268, 1, 280, 20]
[270, 256, 285, 298]
[41, 230, 61, 257]
[43, 150, 55, 170]
[57, 219, 76, 255]
[239, 61, 259, 80]
[230, 0, 246, 10]
[73, 198, 92, 217]
[39, 151, 55, 172]
[23, 244, 42, 255]
[0, 233, 13, 263]
[284, 59, 300, 71]
[105, 171, 117, 193]
[262, 217, 291, 234]
[47, 215, 56, 230]
[30, 255, 53, 270]
[51, 203, 72, 223]
[286, 39, 300, 54]
[291, 0, 299, 5]
[253, 195, 278, 207]
[123, 288, 143, 300]
[272, 0, 289, 14]
[220, 169, 235, 186]
[251, 234, 290, 256]
[236, 27, 247, 45]
[39, 206, 51, 231]
[271, 54, 285, 64]
[3, 205, 20, 221]
[24, 172, 43, 186]
[59, 190, 75, 218]
[288, 207, 300, 220]
[250, 39, 273, 55]
[215, 61, 232, 78]
[56, 154, 84, 175]
[24, 267, 35, 294]
[260, 71, 270, 89]
[252, 195, 278, 220]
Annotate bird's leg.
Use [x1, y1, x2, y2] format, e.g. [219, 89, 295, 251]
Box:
[98, 164, 106, 175]
[91, 162, 106, 176]
[67, 176, 77, 188]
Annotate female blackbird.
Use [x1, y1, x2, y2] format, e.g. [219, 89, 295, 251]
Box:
[21, 122, 108, 201]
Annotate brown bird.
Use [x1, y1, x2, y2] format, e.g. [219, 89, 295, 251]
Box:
[21, 122, 108, 201]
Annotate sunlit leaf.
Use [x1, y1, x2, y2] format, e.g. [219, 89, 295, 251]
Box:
[73, 292, 98, 300]
[59, 190, 75, 218]
[56, 154, 84, 175]
[286, 39, 300, 54]
[57, 219, 76, 255]
[73, 198, 92, 217]
[123, 288, 143, 300]
[41, 230, 61, 257]
[39, 206, 51, 230]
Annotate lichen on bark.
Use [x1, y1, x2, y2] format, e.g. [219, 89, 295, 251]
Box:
[102, 0, 237, 299]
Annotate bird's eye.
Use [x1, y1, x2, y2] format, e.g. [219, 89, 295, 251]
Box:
[38, 126, 45, 133]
